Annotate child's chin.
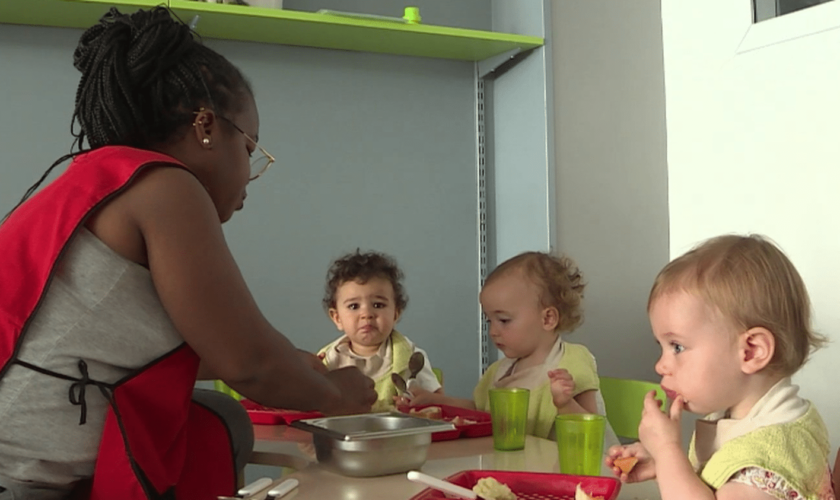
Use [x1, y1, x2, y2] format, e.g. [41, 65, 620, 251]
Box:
[679, 400, 703, 415]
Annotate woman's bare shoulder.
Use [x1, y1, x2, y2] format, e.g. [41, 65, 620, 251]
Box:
[86, 165, 214, 266]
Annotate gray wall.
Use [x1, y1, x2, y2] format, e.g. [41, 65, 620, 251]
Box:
[0, 3, 487, 402]
[550, 1, 670, 382]
[489, 0, 554, 262]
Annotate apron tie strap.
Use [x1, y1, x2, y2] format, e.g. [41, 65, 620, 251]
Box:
[14, 358, 114, 425]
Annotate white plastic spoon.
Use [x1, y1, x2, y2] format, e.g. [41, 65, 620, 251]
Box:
[266, 479, 299, 499]
[237, 477, 272, 498]
[407, 470, 480, 499]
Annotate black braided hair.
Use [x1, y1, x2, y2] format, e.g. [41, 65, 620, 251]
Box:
[3, 6, 252, 221]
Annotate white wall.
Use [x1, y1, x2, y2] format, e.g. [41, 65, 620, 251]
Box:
[662, 0, 840, 453]
[550, 1, 670, 383]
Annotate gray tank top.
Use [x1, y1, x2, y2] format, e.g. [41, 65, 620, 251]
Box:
[0, 228, 183, 489]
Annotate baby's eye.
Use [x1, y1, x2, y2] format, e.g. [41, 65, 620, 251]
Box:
[373, 302, 387, 309]
[348, 303, 359, 310]
[670, 342, 685, 354]
[499, 318, 511, 324]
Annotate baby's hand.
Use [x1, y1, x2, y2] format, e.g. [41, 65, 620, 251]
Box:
[548, 369, 575, 409]
[605, 442, 655, 483]
[638, 392, 683, 460]
[393, 395, 412, 407]
[406, 387, 440, 407]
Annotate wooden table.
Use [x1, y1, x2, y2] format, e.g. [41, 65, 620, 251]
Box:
[251, 425, 661, 500]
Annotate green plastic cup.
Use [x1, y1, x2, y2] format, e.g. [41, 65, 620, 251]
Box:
[488, 388, 530, 451]
[555, 413, 605, 476]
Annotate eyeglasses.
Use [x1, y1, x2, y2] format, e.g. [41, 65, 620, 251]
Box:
[217, 115, 275, 181]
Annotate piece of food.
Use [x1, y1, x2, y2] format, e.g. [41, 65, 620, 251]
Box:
[409, 406, 443, 420]
[473, 477, 516, 500]
[449, 416, 477, 426]
[614, 456, 638, 474]
[575, 483, 604, 500]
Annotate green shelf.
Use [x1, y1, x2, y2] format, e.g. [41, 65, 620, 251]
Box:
[0, 0, 161, 31]
[0, 0, 544, 62]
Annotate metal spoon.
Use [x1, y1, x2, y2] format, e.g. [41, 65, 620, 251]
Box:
[408, 351, 425, 380]
[391, 372, 410, 398]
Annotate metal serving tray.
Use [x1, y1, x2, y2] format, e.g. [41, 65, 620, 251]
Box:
[291, 412, 456, 477]
[291, 412, 455, 441]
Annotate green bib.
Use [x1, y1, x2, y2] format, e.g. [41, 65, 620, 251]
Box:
[318, 330, 413, 413]
[473, 342, 599, 439]
[689, 405, 831, 498]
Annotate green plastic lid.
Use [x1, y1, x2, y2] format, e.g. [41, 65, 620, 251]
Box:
[403, 6, 421, 24]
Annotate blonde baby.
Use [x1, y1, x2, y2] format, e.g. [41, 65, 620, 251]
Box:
[410, 251, 616, 443]
[607, 234, 832, 500]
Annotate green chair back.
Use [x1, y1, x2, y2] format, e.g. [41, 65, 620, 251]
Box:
[599, 376, 665, 440]
[432, 368, 444, 386]
[214, 380, 244, 401]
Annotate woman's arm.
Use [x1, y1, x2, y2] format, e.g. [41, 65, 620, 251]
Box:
[113, 167, 373, 414]
[196, 349, 327, 380]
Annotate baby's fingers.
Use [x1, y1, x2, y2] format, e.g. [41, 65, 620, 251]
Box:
[642, 390, 664, 413]
[547, 368, 571, 379]
[606, 444, 627, 459]
[669, 395, 684, 421]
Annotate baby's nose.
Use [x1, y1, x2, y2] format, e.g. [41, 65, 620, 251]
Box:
[654, 356, 668, 376]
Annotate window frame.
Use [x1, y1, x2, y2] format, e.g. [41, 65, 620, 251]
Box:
[738, 0, 840, 53]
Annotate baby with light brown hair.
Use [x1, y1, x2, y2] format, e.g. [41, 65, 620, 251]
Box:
[607, 234, 832, 500]
[409, 251, 616, 444]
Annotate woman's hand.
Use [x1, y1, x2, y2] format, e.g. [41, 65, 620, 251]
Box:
[605, 441, 656, 483]
[320, 367, 377, 415]
[298, 349, 328, 375]
[638, 391, 683, 461]
[548, 369, 575, 409]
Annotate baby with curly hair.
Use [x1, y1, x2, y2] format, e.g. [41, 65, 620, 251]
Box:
[318, 250, 442, 412]
[409, 251, 616, 443]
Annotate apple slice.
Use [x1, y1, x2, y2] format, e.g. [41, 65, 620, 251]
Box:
[575, 483, 605, 500]
[614, 456, 639, 474]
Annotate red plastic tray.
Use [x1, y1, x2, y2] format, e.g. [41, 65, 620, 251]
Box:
[408, 470, 622, 500]
[397, 404, 493, 441]
[240, 399, 323, 425]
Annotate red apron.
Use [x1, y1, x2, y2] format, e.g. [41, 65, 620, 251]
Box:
[0, 146, 236, 499]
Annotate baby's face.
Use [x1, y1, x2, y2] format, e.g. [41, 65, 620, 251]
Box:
[650, 291, 747, 417]
[328, 278, 401, 357]
[480, 270, 554, 361]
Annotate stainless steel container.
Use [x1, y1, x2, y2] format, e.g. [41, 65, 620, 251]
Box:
[292, 413, 455, 477]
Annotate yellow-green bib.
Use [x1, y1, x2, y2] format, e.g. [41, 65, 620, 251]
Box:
[473, 343, 598, 439]
[318, 330, 413, 413]
[689, 405, 830, 498]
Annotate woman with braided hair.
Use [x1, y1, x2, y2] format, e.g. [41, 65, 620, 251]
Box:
[0, 7, 376, 500]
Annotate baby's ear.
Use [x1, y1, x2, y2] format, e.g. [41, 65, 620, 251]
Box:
[328, 308, 344, 331]
[394, 309, 403, 323]
[542, 306, 560, 331]
[739, 327, 775, 374]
